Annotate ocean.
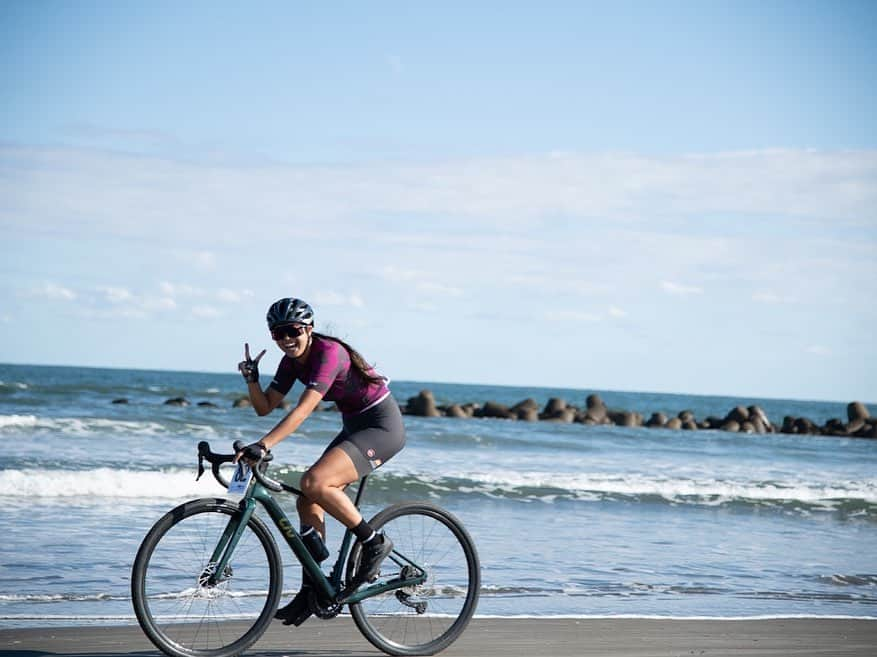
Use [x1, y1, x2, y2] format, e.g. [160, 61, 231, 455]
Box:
[1, 363, 875, 628]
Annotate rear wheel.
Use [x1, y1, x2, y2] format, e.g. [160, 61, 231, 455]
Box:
[347, 502, 480, 655]
[131, 498, 282, 657]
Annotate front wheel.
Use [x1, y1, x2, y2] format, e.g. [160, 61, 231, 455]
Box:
[347, 502, 480, 656]
[131, 498, 283, 657]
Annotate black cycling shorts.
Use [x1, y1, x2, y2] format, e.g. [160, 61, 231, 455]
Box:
[323, 394, 406, 478]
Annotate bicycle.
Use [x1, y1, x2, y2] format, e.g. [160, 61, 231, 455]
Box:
[131, 440, 480, 657]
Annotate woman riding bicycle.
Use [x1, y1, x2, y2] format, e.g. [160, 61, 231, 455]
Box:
[235, 297, 406, 627]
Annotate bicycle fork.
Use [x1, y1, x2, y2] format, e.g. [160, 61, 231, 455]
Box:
[202, 499, 258, 587]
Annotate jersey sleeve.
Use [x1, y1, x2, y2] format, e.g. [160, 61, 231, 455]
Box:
[305, 339, 349, 396]
[268, 357, 296, 396]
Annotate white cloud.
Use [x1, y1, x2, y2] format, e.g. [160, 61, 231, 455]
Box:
[5, 146, 874, 245]
[22, 280, 257, 320]
[159, 282, 200, 298]
[608, 306, 627, 318]
[8, 146, 868, 319]
[805, 344, 832, 356]
[97, 286, 133, 303]
[26, 282, 77, 301]
[660, 280, 704, 296]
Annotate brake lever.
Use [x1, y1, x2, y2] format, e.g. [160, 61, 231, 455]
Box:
[196, 441, 208, 481]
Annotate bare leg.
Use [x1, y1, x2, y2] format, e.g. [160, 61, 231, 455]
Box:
[299, 447, 363, 530]
[296, 496, 326, 538]
[277, 449, 364, 626]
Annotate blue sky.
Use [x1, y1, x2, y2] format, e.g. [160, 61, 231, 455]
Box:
[1, 1, 875, 402]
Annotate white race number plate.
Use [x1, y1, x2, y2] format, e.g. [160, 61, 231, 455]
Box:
[227, 462, 253, 494]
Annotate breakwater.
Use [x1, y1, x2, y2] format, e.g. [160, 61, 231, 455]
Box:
[122, 391, 877, 439]
[402, 390, 877, 439]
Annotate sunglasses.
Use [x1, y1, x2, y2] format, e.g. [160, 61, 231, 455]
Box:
[270, 325, 308, 340]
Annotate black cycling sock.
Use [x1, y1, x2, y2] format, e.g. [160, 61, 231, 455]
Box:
[352, 519, 376, 543]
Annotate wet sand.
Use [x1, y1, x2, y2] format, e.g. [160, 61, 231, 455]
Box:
[2, 617, 875, 656]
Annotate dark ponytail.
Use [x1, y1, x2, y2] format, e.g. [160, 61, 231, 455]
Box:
[313, 332, 385, 386]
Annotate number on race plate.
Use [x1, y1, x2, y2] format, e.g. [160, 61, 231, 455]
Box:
[227, 462, 253, 495]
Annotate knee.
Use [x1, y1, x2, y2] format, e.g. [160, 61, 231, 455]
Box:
[299, 469, 328, 500]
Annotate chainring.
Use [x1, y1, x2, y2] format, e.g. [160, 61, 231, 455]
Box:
[308, 590, 343, 619]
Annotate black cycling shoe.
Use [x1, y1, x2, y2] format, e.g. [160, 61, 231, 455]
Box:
[274, 585, 312, 627]
[356, 533, 394, 585]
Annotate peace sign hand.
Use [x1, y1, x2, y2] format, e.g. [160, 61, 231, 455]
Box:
[238, 343, 266, 384]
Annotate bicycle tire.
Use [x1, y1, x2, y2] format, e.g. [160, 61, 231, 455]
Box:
[131, 498, 283, 657]
[346, 502, 480, 656]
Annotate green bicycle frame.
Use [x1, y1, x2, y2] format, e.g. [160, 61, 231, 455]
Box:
[208, 475, 427, 605]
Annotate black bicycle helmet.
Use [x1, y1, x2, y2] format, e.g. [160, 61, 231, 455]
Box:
[266, 298, 315, 328]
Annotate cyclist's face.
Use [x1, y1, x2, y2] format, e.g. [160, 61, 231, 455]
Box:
[272, 324, 312, 359]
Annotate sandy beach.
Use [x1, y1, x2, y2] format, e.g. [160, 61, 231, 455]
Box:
[2, 618, 876, 657]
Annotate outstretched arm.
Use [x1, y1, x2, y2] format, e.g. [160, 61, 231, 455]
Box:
[259, 388, 324, 450]
[234, 388, 324, 464]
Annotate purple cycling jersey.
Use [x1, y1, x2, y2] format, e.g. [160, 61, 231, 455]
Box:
[268, 335, 390, 416]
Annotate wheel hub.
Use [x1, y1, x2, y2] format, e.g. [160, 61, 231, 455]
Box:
[196, 562, 233, 597]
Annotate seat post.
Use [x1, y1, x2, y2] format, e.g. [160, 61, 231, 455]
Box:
[352, 475, 369, 508]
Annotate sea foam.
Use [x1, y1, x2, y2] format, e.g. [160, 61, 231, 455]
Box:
[0, 414, 38, 429]
[0, 468, 226, 499]
[394, 468, 877, 509]
[0, 414, 214, 437]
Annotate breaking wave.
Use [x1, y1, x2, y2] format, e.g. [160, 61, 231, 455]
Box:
[3, 466, 875, 517]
